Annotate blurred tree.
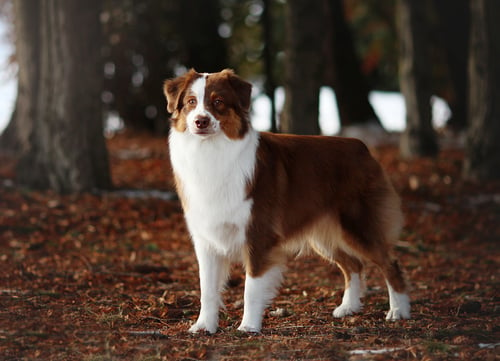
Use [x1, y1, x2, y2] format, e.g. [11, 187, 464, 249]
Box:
[261, 0, 278, 133]
[434, 0, 469, 131]
[397, 0, 438, 158]
[16, 0, 111, 192]
[0, 0, 38, 153]
[324, 0, 382, 128]
[281, 0, 323, 134]
[464, 0, 500, 180]
[281, 0, 386, 135]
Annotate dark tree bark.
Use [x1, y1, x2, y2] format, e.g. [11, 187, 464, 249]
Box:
[281, 0, 324, 135]
[463, 0, 500, 180]
[0, 0, 40, 153]
[434, 0, 469, 131]
[17, 0, 111, 192]
[397, 0, 438, 158]
[325, 0, 382, 128]
[262, 0, 278, 133]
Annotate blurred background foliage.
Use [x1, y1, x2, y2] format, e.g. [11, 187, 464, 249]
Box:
[98, 0, 459, 133]
[100, 0, 406, 132]
[0, 0, 457, 132]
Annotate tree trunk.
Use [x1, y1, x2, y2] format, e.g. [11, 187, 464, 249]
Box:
[0, 0, 40, 153]
[17, 0, 111, 192]
[262, 0, 278, 133]
[463, 0, 500, 180]
[325, 0, 382, 128]
[397, 0, 438, 158]
[281, 0, 324, 135]
[434, 0, 469, 131]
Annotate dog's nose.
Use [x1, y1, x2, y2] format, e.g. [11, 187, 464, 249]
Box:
[195, 116, 210, 129]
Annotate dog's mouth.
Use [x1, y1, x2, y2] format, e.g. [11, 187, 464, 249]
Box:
[191, 128, 216, 137]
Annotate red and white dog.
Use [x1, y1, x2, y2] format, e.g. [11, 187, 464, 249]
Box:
[164, 69, 410, 334]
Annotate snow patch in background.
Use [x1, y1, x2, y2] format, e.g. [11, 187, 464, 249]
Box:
[369, 91, 405, 131]
[319, 87, 340, 135]
[0, 20, 16, 134]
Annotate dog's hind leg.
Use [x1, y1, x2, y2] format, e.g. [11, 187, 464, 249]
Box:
[338, 188, 410, 320]
[306, 225, 365, 318]
[345, 237, 410, 320]
[332, 250, 365, 317]
[378, 257, 410, 320]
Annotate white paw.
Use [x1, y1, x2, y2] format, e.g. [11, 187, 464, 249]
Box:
[386, 291, 410, 320]
[189, 321, 218, 334]
[333, 302, 363, 318]
[237, 324, 261, 333]
[386, 307, 411, 320]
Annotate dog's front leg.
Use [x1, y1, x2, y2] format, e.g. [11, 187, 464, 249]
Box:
[189, 243, 229, 334]
[238, 266, 283, 333]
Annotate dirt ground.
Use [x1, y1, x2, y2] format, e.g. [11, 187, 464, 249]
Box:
[0, 132, 498, 360]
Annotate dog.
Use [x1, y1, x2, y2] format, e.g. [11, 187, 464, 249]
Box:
[163, 69, 410, 334]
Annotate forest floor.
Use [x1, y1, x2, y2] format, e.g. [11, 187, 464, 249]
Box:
[0, 131, 499, 361]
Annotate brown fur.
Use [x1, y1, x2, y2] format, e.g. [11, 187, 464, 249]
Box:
[244, 132, 406, 293]
[163, 69, 201, 132]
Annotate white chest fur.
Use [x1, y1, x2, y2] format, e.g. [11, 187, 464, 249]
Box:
[169, 129, 259, 258]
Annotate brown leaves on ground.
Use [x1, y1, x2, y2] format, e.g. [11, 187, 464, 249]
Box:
[0, 132, 499, 360]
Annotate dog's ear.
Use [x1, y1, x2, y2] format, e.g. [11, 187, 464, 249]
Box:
[163, 69, 198, 115]
[222, 69, 252, 112]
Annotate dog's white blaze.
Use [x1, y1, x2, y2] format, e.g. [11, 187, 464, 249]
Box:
[186, 75, 219, 135]
[190, 75, 206, 102]
[238, 266, 284, 333]
[333, 273, 363, 317]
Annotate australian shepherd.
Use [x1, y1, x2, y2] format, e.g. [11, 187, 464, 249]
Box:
[163, 69, 410, 334]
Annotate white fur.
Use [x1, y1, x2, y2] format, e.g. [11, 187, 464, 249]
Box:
[238, 266, 284, 333]
[386, 283, 411, 320]
[188, 242, 230, 333]
[170, 128, 259, 258]
[333, 273, 363, 317]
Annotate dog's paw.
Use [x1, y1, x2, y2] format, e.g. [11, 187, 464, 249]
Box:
[332, 302, 363, 318]
[189, 321, 218, 334]
[386, 292, 410, 320]
[386, 307, 411, 321]
[237, 324, 261, 334]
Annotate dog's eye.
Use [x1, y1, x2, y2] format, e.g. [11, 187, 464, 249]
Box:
[187, 98, 197, 106]
[213, 99, 224, 107]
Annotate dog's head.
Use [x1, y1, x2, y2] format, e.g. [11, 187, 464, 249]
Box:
[163, 69, 252, 139]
